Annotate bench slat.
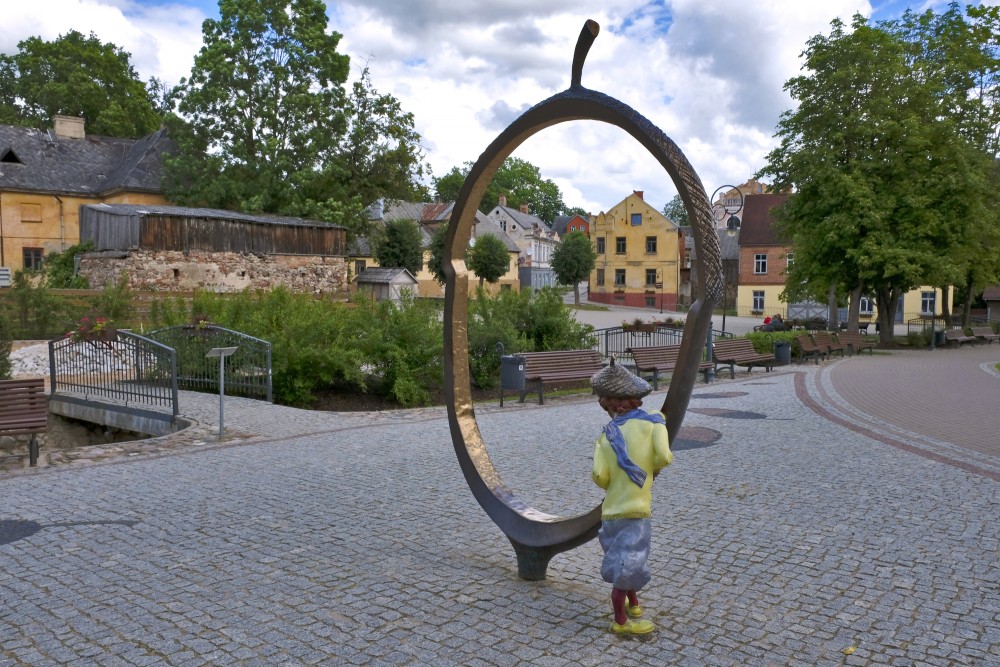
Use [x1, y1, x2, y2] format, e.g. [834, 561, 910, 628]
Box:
[515, 350, 603, 404]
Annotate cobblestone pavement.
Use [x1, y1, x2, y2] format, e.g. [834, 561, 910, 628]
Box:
[1, 352, 998, 666]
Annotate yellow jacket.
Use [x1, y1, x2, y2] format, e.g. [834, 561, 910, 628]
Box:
[592, 414, 671, 520]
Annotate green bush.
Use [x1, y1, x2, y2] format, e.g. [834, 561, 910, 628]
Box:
[467, 287, 594, 389]
[744, 330, 798, 354]
[43, 241, 94, 288]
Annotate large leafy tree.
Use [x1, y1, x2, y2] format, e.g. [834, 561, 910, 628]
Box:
[0, 30, 160, 137]
[551, 231, 597, 305]
[888, 4, 1000, 325]
[467, 234, 510, 286]
[372, 219, 423, 276]
[758, 13, 998, 343]
[164, 0, 427, 238]
[434, 157, 568, 223]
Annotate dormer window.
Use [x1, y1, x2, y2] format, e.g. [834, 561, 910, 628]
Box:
[1, 148, 23, 164]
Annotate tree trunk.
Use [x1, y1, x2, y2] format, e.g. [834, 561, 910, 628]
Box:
[961, 272, 976, 327]
[827, 284, 839, 331]
[574, 282, 581, 306]
[940, 284, 952, 327]
[876, 286, 900, 345]
[847, 282, 864, 333]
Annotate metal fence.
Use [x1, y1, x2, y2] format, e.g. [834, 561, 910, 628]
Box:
[591, 325, 733, 364]
[49, 330, 179, 417]
[146, 325, 272, 402]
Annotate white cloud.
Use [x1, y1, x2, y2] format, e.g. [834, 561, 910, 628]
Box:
[26, 0, 990, 217]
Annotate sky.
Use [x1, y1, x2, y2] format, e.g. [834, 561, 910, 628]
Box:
[1, 0, 996, 217]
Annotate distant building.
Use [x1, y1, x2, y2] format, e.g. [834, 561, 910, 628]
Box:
[487, 194, 559, 291]
[589, 190, 682, 310]
[0, 115, 172, 275]
[354, 267, 419, 303]
[552, 213, 591, 238]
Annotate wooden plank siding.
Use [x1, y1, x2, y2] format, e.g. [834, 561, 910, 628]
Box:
[80, 207, 346, 256]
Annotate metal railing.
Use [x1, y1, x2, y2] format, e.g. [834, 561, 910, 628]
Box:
[146, 325, 272, 402]
[49, 330, 179, 417]
[591, 325, 733, 363]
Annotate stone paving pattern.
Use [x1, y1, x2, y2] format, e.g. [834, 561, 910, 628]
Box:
[1, 346, 998, 666]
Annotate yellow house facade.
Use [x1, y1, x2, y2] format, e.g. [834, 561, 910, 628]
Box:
[589, 190, 682, 310]
[0, 116, 172, 276]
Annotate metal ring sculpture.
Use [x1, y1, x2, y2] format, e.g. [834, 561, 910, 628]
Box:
[443, 20, 724, 580]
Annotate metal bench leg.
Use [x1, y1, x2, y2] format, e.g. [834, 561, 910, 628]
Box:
[651, 371, 659, 391]
[29, 434, 38, 467]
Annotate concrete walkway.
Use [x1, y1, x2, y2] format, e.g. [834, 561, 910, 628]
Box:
[1, 346, 998, 665]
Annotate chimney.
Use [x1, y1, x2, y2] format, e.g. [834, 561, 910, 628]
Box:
[498, 193, 507, 207]
[633, 190, 644, 200]
[53, 115, 85, 139]
[519, 203, 530, 214]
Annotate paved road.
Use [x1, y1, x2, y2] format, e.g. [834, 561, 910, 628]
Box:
[1, 347, 998, 665]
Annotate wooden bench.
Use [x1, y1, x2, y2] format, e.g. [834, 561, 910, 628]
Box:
[627, 344, 711, 390]
[944, 328, 977, 347]
[812, 332, 846, 358]
[970, 326, 999, 345]
[793, 334, 826, 364]
[711, 338, 774, 378]
[518, 349, 604, 404]
[0, 378, 48, 467]
[836, 332, 875, 356]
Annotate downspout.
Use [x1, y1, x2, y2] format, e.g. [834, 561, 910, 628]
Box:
[55, 195, 65, 249]
[0, 197, 4, 266]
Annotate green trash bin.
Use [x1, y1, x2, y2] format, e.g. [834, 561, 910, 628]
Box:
[773, 341, 791, 365]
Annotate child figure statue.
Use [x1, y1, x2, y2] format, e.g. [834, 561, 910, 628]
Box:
[589, 358, 672, 635]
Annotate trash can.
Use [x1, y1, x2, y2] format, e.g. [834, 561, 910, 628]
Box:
[773, 340, 791, 366]
[934, 330, 946, 347]
[499, 354, 525, 406]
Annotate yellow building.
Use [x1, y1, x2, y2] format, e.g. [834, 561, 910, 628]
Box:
[589, 190, 682, 310]
[0, 115, 172, 277]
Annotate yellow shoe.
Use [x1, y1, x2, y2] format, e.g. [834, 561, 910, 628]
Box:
[610, 619, 655, 635]
[623, 598, 643, 618]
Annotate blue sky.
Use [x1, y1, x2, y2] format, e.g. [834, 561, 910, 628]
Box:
[2, 0, 995, 214]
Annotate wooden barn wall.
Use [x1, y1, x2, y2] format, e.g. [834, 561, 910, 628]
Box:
[79, 210, 141, 250]
[138, 216, 345, 256]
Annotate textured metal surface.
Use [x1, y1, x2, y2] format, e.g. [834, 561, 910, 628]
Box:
[443, 19, 723, 579]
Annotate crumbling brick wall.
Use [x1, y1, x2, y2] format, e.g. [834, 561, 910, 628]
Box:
[79, 250, 348, 293]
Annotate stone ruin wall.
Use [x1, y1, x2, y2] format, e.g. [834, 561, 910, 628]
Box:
[78, 249, 349, 294]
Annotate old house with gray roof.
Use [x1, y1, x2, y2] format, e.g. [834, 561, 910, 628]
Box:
[0, 115, 172, 277]
[486, 194, 559, 291]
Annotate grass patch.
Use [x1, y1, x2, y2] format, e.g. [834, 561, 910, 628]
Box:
[570, 304, 610, 312]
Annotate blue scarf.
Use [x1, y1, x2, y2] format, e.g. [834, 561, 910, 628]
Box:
[603, 408, 666, 488]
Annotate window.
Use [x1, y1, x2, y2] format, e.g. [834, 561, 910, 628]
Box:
[614, 269, 626, 286]
[20, 203, 41, 222]
[354, 259, 367, 275]
[645, 269, 657, 287]
[596, 237, 606, 254]
[754, 253, 768, 274]
[645, 236, 657, 254]
[752, 290, 765, 312]
[596, 269, 605, 286]
[22, 247, 43, 270]
[786, 253, 794, 268]
[501, 284, 512, 291]
[921, 291, 936, 315]
[568, 225, 574, 232]
[859, 295, 873, 315]
[645, 296, 656, 308]
[615, 237, 626, 254]
[630, 213, 642, 226]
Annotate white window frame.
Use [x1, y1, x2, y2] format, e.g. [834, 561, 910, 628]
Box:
[754, 254, 768, 275]
[752, 290, 765, 312]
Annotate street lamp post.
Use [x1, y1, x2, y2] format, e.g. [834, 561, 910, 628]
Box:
[710, 185, 745, 335]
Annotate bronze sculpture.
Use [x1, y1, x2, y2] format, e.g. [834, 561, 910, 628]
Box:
[443, 20, 723, 580]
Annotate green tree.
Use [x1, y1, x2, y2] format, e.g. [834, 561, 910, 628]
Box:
[758, 13, 997, 343]
[661, 194, 690, 227]
[427, 223, 449, 284]
[164, 0, 427, 239]
[0, 30, 161, 137]
[551, 231, 597, 305]
[467, 233, 510, 286]
[372, 219, 423, 276]
[434, 157, 568, 222]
